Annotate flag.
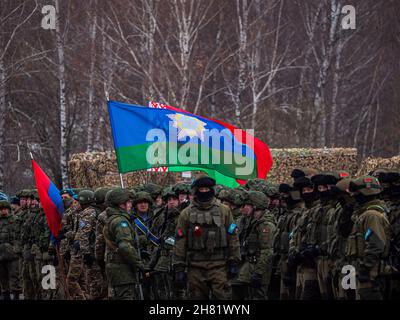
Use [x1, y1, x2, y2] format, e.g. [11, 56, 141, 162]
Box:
[108, 100, 273, 185]
[31, 159, 64, 238]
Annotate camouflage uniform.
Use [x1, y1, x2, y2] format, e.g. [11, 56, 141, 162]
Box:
[103, 188, 143, 300]
[235, 191, 276, 300]
[347, 176, 391, 300]
[173, 175, 240, 300]
[149, 201, 181, 299]
[21, 200, 40, 300]
[0, 201, 19, 300]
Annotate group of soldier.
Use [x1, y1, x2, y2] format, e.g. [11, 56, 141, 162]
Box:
[0, 167, 399, 300]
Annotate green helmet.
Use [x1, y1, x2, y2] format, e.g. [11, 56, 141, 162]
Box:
[218, 189, 234, 204]
[107, 188, 131, 207]
[161, 187, 178, 201]
[143, 183, 163, 199]
[133, 191, 153, 206]
[266, 185, 279, 198]
[18, 189, 31, 198]
[173, 182, 191, 195]
[77, 190, 95, 205]
[132, 184, 145, 193]
[214, 184, 225, 197]
[94, 187, 112, 205]
[349, 176, 382, 196]
[0, 200, 11, 210]
[246, 191, 269, 210]
[245, 179, 270, 195]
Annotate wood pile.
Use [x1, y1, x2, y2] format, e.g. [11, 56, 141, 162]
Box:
[267, 148, 358, 184]
[68, 148, 359, 188]
[357, 156, 400, 176]
[68, 152, 180, 189]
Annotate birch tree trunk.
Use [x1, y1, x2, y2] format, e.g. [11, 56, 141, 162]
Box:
[87, 0, 98, 152]
[0, 58, 5, 189]
[55, 0, 68, 188]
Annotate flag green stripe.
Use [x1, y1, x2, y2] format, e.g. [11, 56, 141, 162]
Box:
[115, 142, 256, 180]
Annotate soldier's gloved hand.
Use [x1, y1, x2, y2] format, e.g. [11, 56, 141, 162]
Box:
[83, 254, 94, 267]
[227, 262, 240, 279]
[250, 273, 263, 288]
[72, 240, 80, 251]
[357, 266, 371, 283]
[174, 271, 187, 289]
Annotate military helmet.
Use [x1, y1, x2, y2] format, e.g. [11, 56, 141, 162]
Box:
[18, 189, 31, 198]
[161, 187, 178, 201]
[107, 188, 131, 207]
[94, 187, 112, 204]
[246, 191, 269, 210]
[335, 178, 352, 193]
[32, 189, 39, 200]
[132, 184, 145, 193]
[173, 182, 191, 195]
[143, 183, 163, 199]
[214, 184, 225, 197]
[0, 200, 11, 210]
[218, 189, 234, 204]
[77, 190, 95, 205]
[266, 185, 279, 198]
[349, 175, 382, 196]
[133, 191, 153, 205]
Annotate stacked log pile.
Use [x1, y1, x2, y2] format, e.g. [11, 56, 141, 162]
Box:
[357, 156, 400, 176]
[68, 148, 359, 188]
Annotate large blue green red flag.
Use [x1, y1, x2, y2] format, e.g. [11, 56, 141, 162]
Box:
[107, 100, 273, 185]
[32, 159, 64, 238]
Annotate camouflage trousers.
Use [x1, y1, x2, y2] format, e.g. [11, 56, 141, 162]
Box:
[85, 262, 107, 300]
[66, 254, 86, 300]
[316, 257, 334, 300]
[110, 284, 137, 300]
[22, 255, 39, 300]
[152, 272, 174, 300]
[299, 265, 321, 300]
[0, 259, 20, 296]
[188, 265, 230, 300]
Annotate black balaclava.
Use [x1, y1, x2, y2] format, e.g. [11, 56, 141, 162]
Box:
[195, 188, 215, 203]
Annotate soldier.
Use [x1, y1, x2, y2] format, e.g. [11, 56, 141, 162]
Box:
[277, 182, 304, 300]
[347, 175, 391, 300]
[132, 191, 155, 299]
[66, 190, 95, 300]
[92, 187, 112, 299]
[75, 189, 105, 300]
[235, 191, 276, 300]
[148, 187, 181, 299]
[11, 189, 30, 299]
[328, 176, 356, 300]
[10, 196, 20, 213]
[143, 183, 163, 208]
[288, 168, 320, 300]
[371, 169, 400, 299]
[174, 182, 191, 211]
[21, 190, 40, 299]
[0, 200, 20, 300]
[173, 173, 240, 300]
[103, 188, 144, 300]
[306, 173, 339, 300]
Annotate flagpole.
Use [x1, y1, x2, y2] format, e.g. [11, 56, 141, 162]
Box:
[29, 148, 70, 300]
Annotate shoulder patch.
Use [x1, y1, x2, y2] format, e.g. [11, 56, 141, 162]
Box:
[79, 220, 87, 229]
[120, 221, 129, 228]
[364, 228, 373, 241]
